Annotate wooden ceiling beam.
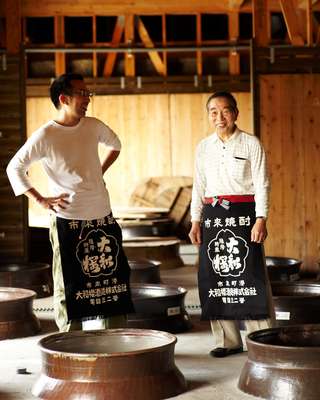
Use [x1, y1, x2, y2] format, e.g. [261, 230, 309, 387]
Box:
[0, 0, 255, 17]
[279, 0, 305, 45]
[2, 0, 320, 18]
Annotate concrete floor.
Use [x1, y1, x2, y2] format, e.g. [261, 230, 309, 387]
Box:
[0, 248, 258, 400]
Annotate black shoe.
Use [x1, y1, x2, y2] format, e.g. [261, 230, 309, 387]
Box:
[210, 346, 243, 358]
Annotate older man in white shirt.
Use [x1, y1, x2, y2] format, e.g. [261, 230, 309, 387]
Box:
[189, 91, 274, 358]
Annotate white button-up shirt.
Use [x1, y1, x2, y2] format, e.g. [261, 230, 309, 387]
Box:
[190, 128, 270, 221]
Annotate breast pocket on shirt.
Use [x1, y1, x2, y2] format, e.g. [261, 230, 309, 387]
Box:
[230, 155, 250, 180]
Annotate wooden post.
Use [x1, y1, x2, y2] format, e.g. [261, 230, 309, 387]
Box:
[162, 15, 167, 76]
[125, 14, 135, 77]
[92, 15, 97, 77]
[252, 0, 269, 47]
[54, 16, 65, 76]
[307, 0, 313, 46]
[228, 11, 240, 75]
[5, 0, 21, 54]
[250, 39, 260, 138]
[196, 13, 202, 76]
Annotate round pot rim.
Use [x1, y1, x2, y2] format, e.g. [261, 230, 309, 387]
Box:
[130, 283, 187, 297]
[247, 324, 320, 351]
[0, 287, 37, 302]
[38, 328, 177, 358]
[272, 282, 320, 299]
[265, 256, 302, 265]
[0, 262, 50, 272]
[129, 259, 162, 268]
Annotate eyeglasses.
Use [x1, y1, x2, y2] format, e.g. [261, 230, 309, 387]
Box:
[66, 89, 94, 98]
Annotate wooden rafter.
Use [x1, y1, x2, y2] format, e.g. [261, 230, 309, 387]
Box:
[279, 0, 305, 45]
[103, 16, 125, 78]
[136, 17, 165, 76]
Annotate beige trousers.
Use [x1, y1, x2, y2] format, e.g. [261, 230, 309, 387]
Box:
[50, 217, 126, 332]
[210, 253, 275, 349]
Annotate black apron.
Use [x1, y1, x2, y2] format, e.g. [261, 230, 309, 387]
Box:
[198, 201, 269, 321]
[56, 214, 134, 322]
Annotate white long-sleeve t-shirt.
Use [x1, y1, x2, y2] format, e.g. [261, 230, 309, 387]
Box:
[190, 128, 270, 221]
[6, 116, 121, 220]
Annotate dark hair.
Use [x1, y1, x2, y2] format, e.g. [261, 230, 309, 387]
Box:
[206, 91, 238, 112]
[50, 73, 84, 109]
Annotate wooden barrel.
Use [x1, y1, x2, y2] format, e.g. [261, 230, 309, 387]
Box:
[0, 287, 41, 340]
[0, 262, 53, 298]
[123, 237, 184, 269]
[32, 329, 187, 400]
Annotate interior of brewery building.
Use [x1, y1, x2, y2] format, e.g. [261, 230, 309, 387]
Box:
[1, 0, 320, 399]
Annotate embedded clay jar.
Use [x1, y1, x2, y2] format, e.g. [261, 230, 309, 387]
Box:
[32, 328, 187, 400]
[238, 324, 320, 400]
[127, 283, 192, 333]
[123, 238, 184, 269]
[0, 262, 53, 298]
[272, 281, 320, 326]
[266, 256, 302, 282]
[119, 218, 173, 240]
[128, 258, 161, 284]
[0, 287, 41, 340]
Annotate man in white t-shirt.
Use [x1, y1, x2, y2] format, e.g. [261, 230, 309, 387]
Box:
[7, 73, 134, 331]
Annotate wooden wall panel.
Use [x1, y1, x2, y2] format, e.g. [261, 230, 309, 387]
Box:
[170, 93, 209, 177]
[92, 94, 171, 206]
[260, 74, 320, 272]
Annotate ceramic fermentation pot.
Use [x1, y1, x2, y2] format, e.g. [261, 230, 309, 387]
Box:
[32, 328, 187, 400]
[123, 238, 184, 269]
[272, 281, 320, 326]
[127, 283, 192, 333]
[265, 256, 302, 282]
[119, 218, 173, 240]
[238, 324, 320, 400]
[128, 258, 161, 284]
[0, 287, 41, 340]
[0, 262, 53, 298]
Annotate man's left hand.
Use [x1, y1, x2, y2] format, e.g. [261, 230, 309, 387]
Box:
[251, 218, 267, 243]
